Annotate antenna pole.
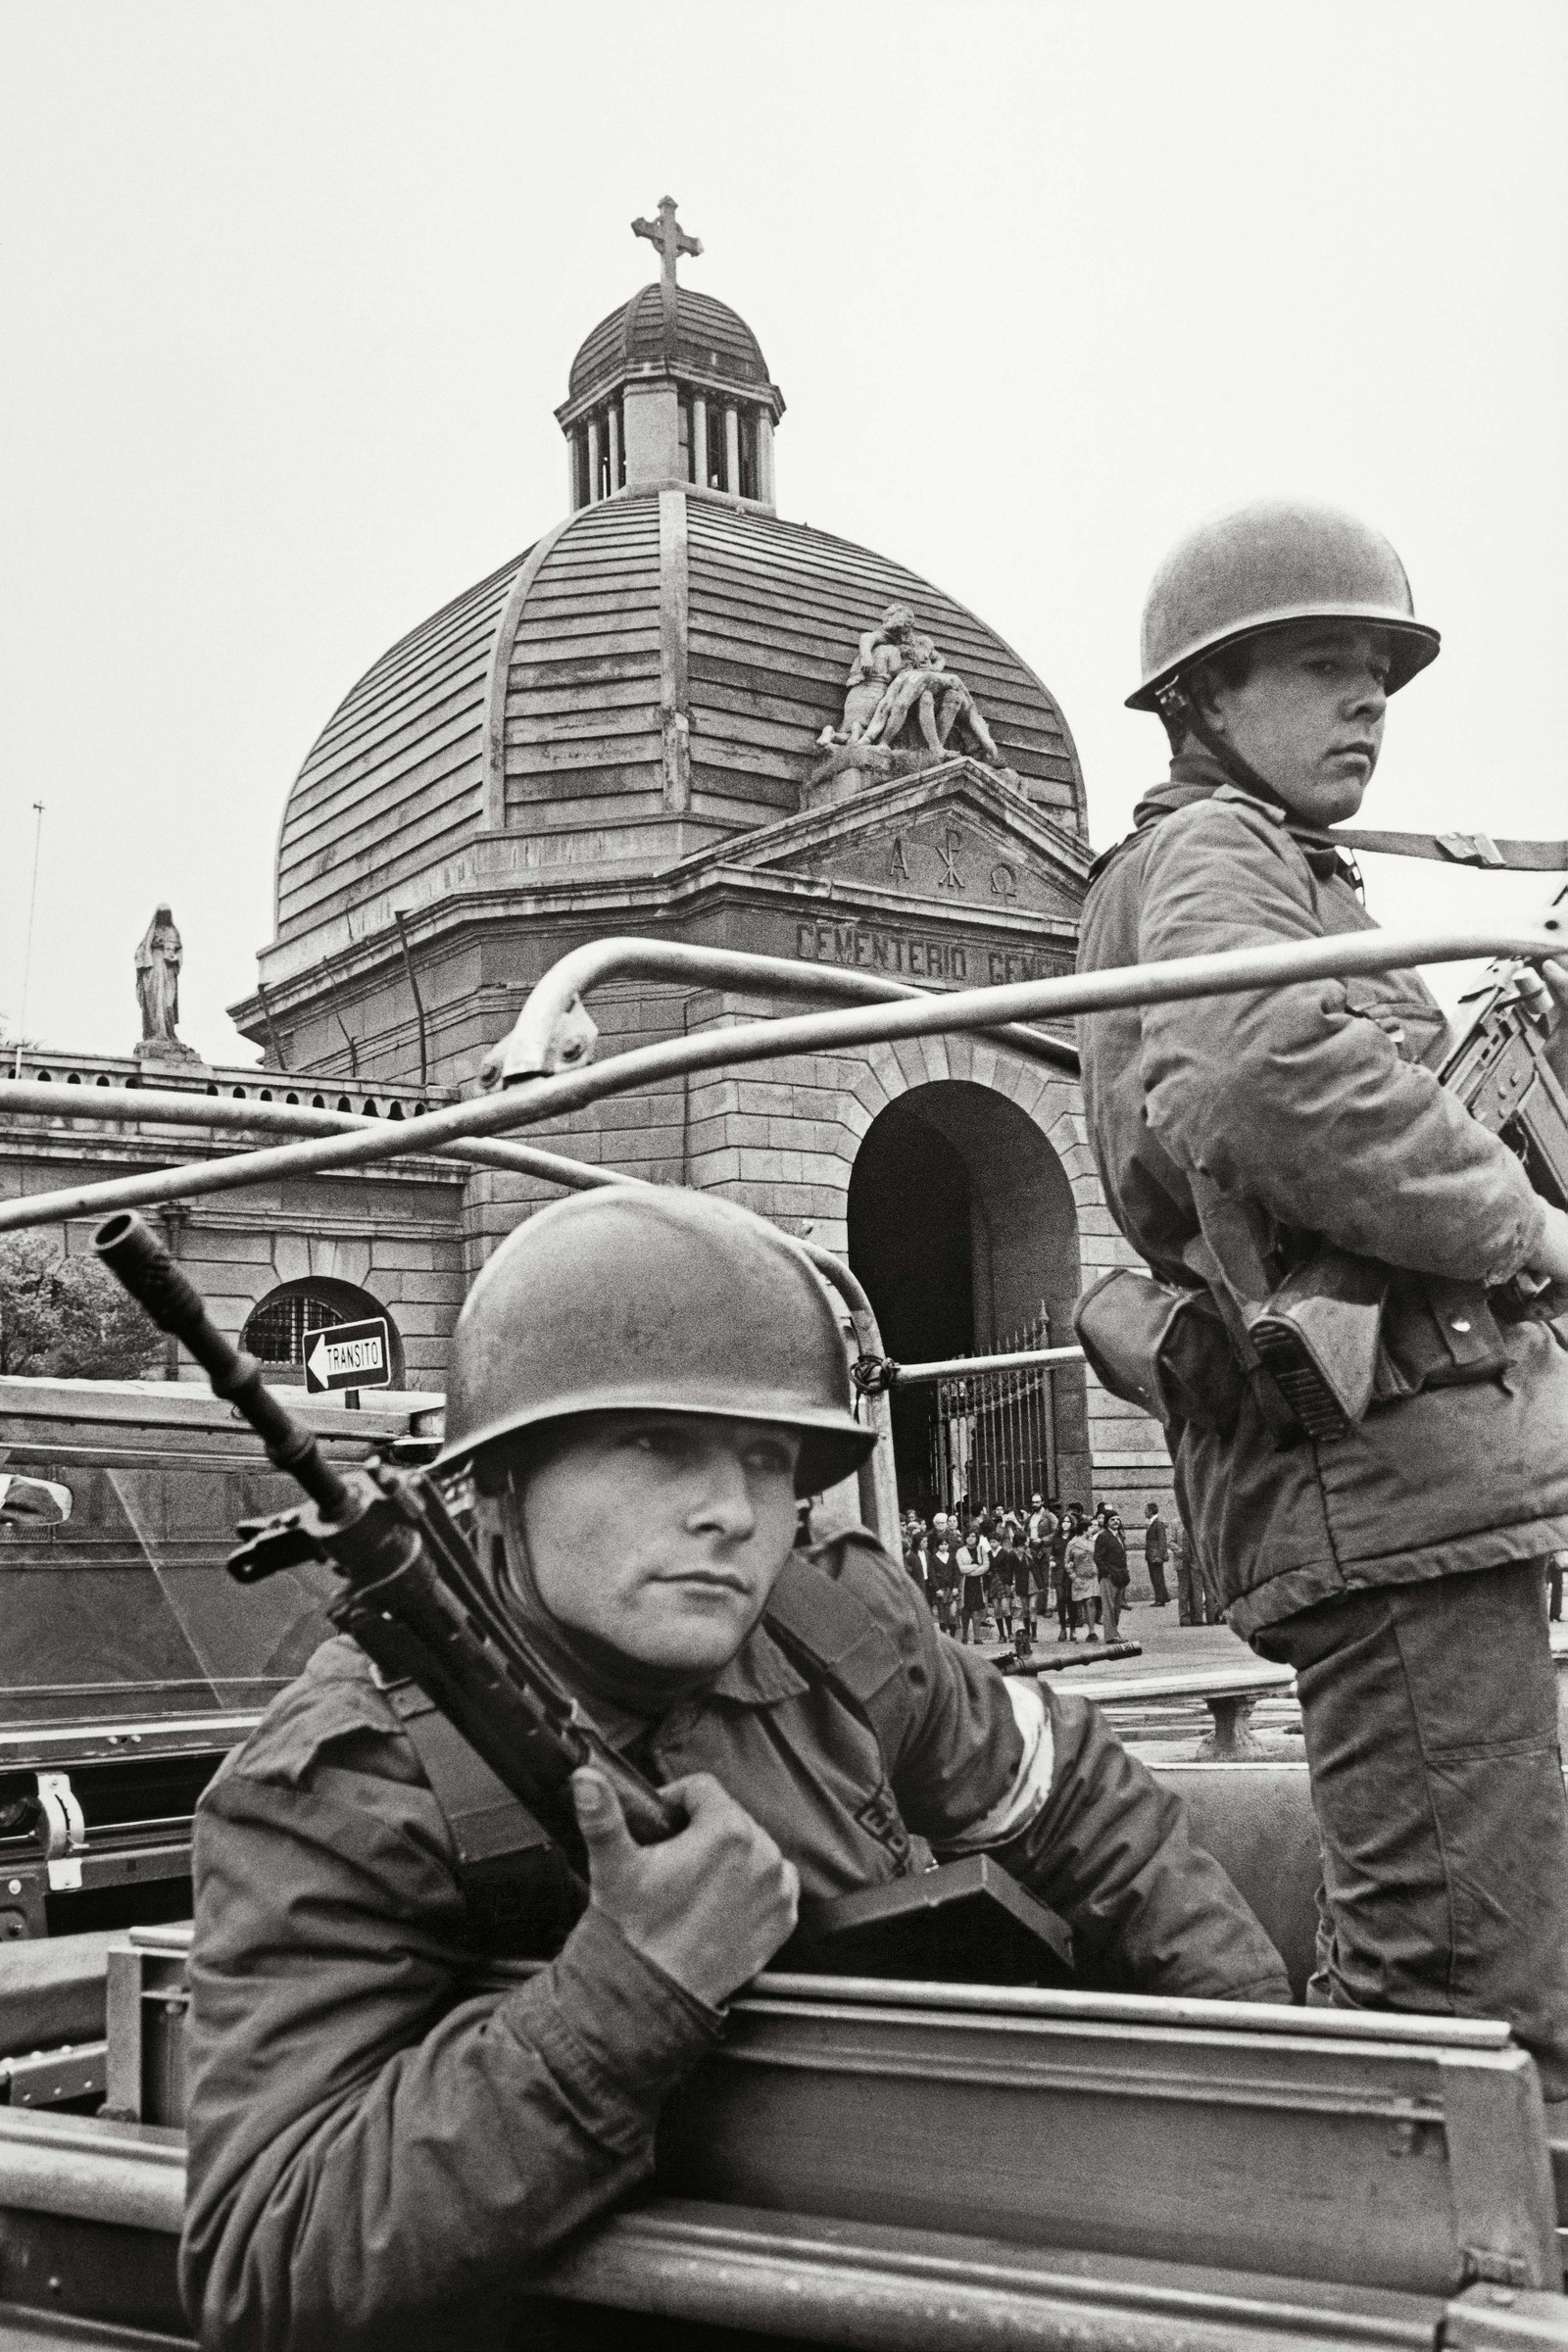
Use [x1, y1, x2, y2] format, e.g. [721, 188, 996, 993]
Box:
[13, 802, 44, 1082]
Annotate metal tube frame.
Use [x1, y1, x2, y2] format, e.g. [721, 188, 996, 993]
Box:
[2, 925, 1559, 1547]
[479, 935, 1080, 1085]
[889, 1345, 1085, 1384]
[0, 924, 1556, 1233]
[0, 1078, 637, 1188]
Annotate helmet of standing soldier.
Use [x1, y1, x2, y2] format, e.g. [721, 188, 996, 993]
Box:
[434, 1186, 875, 1494]
[1128, 499, 1441, 714]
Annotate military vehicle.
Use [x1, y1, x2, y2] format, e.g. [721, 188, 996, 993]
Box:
[0, 927, 1563, 2349]
[0, 1372, 441, 1946]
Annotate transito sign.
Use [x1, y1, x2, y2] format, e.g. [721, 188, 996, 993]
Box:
[304, 1317, 393, 1396]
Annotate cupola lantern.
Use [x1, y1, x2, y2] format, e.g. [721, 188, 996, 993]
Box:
[558, 199, 784, 511]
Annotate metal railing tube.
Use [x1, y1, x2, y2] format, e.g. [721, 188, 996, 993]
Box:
[0, 924, 1558, 1234]
[796, 1247, 902, 1548]
[0, 2108, 185, 2233]
[480, 935, 1078, 1085]
[890, 1345, 1086, 1384]
[0, 1078, 623, 1187]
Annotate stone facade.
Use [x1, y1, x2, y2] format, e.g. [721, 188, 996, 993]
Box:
[0, 1054, 464, 1397]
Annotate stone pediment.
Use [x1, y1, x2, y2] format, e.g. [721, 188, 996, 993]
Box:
[669, 758, 1090, 925]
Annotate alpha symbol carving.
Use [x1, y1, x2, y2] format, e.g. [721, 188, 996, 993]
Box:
[889, 836, 910, 880]
[937, 827, 965, 891]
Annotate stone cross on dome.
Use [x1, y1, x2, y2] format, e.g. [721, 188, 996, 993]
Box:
[632, 196, 703, 289]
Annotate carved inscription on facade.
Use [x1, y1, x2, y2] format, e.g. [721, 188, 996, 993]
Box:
[795, 917, 1062, 987]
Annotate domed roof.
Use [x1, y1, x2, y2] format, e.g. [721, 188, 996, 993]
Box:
[269, 494, 1086, 953]
[568, 284, 773, 403]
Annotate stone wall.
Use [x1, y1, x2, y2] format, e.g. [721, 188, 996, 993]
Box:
[0, 1092, 466, 1396]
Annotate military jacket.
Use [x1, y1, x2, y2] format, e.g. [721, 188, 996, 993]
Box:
[180, 1530, 1287, 2352]
[1077, 757, 1568, 1635]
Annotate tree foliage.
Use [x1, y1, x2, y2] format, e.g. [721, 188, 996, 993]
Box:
[0, 1237, 163, 1379]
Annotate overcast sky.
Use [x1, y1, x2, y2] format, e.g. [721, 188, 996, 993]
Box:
[3, 0, 1565, 1066]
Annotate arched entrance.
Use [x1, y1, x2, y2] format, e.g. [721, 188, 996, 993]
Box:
[241, 1278, 407, 1388]
[847, 1079, 1088, 1514]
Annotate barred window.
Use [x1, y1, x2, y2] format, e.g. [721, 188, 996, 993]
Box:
[242, 1291, 348, 1368]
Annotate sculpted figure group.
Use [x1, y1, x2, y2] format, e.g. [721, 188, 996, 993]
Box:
[820, 601, 1004, 769]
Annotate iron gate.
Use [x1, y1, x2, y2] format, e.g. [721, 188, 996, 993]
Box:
[929, 1310, 1058, 1516]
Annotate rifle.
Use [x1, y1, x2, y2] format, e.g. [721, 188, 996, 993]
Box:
[93, 1210, 680, 1884]
[1440, 912, 1568, 1208]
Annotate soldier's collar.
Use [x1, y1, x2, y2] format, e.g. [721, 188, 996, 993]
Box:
[563, 1616, 810, 1756]
[708, 1620, 810, 1707]
[1155, 761, 1360, 883]
[1211, 781, 1288, 824]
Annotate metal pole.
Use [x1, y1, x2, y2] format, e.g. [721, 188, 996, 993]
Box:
[808, 1250, 901, 1549]
[0, 1077, 636, 1185]
[483, 934, 1078, 1085]
[0, 921, 1559, 1231]
[888, 1345, 1085, 1383]
[13, 801, 43, 1082]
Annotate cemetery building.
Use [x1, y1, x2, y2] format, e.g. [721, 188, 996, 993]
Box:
[2, 207, 1168, 1522]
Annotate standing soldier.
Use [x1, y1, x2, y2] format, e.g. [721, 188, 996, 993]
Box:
[1077, 500, 1568, 2094]
[180, 1189, 1288, 2348]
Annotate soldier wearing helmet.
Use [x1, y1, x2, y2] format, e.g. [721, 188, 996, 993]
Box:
[180, 1185, 1287, 2350]
[1078, 498, 1568, 2095]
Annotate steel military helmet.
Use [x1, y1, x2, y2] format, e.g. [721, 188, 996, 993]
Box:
[435, 1185, 874, 1494]
[1128, 499, 1441, 711]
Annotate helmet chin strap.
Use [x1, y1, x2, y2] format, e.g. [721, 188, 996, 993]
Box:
[1156, 679, 1289, 813]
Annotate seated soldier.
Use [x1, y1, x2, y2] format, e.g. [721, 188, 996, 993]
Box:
[180, 1188, 1289, 2352]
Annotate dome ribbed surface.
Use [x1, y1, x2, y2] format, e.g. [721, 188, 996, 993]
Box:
[273, 552, 522, 946]
[272, 496, 1085, 949]
[568, 285, 770, 401]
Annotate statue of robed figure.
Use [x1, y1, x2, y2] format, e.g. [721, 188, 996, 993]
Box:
[134, 906, 202, 1064]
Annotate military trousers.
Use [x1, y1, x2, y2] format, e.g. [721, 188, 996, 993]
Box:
[1255, 1560, 1568, 2099]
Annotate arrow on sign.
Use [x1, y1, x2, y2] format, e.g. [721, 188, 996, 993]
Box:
[303, 1317, 392, 1394]
[307, 1332, 385, 1384]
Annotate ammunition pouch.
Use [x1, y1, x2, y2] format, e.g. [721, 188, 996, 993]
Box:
[1372, 1275, 1511, 1401]
[1073, 1268, 1245, 1436]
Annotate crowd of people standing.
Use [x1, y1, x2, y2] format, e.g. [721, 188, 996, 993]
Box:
[899, 1493, 1211, 1649]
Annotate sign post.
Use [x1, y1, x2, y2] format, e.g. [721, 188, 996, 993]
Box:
[304, 1318, 393, 1405]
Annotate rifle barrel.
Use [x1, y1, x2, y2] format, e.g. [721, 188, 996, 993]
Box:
[94, 1210, 351, 1516]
